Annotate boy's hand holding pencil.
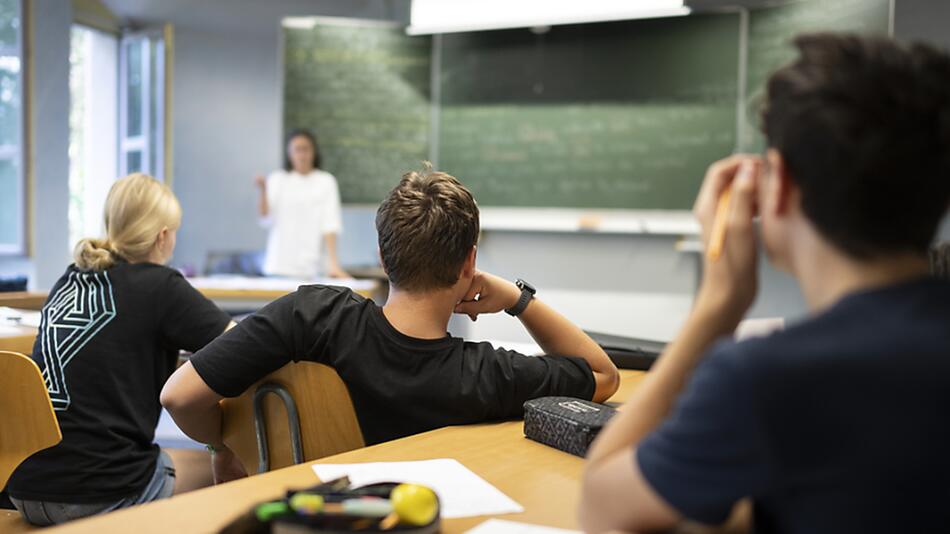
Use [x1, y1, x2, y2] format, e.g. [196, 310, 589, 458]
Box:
[692, 155, 762, 329]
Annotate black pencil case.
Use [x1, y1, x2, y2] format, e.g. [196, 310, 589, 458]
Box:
[218, 477, 441, 534]
[523, 396, 618, 457]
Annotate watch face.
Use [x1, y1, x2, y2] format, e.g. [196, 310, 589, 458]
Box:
[516, 279, 536, 294]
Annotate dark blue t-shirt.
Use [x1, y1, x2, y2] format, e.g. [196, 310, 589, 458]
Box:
[637, 277, 950, 534]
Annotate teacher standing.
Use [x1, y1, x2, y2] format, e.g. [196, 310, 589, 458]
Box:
[255, 129, 349, 279]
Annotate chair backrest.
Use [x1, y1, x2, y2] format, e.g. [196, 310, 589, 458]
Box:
[221, 361, 365, 474]
[0, 351, 62, 489]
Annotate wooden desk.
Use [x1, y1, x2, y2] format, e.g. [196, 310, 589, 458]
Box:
[0, 292, 47, 310]
[43, 370, 646, 534]
[0, 274, 381, 356]
[187, 277, 382, 312]
[0, 324, 37, 354]
[0, 279, 383, 318]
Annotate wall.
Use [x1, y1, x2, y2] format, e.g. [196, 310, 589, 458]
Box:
[894, 0, 950, 243]
[170, 26, 282, 273]
[894, 0, 950, 49]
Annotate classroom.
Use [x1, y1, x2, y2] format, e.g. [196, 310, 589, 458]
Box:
[1, 0, 950, 532]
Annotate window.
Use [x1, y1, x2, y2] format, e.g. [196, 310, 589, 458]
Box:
[119, 31, 165, 180]
[69, 25, 169, 250]
[0, 0, 24, 254]
[69, 25, 118, 249]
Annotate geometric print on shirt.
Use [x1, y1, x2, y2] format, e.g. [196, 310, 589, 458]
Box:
[40, 270, 117, 411]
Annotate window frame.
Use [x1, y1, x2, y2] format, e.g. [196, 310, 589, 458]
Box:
[118, 29, 165, 181]
[0, 0, 27, 256]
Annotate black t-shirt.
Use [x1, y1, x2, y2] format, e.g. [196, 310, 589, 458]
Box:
[637, 277, 950, 533]
[189, 285, 595, 445]
[7, 262, 230, 503]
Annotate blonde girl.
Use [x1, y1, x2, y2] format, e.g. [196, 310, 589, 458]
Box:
[6, 174, 232, 526]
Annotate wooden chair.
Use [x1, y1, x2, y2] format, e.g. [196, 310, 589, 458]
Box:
[0, 351, 61, 533]
[0, 351, 61, 489]
[221, 361, 365, 474]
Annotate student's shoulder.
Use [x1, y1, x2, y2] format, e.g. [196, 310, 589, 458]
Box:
[120, 262, 185, 282]
[297, 283, 364, 300]
[459, 340, 546, 368]
[703, 314, 850, 384]
[461, 340, 521, 357]
[292, 284, 369, 314]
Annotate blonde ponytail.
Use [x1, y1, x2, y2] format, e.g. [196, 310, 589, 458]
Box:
[73, 238, 117, 271]
[73, 173, 182, 272]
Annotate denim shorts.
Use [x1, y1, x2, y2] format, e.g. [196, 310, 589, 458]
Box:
[11, 451, 176, 526]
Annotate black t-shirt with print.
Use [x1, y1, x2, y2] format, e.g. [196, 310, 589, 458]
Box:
[7, 262, 230, 503]
[189, 285, 596, 446]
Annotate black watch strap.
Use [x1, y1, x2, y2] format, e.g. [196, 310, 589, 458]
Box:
[505, 279, 536, 317]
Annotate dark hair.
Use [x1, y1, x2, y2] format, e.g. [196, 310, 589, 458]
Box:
[283, 128, 321, 171]
[376, 163, 480, 292]
[931, 242, 950, 279]
[762, 33, 950, 258]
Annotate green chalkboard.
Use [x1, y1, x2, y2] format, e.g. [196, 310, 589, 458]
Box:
[281, 1, 892, 210]
[740, 0, 891, 150]
[283, 21, 431, 204]
[438, 14, 740, 209]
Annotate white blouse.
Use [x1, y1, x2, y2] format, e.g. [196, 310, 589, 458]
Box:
[260, 169, 343, 278]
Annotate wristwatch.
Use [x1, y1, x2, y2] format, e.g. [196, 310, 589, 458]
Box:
[505, 279, 537, 317]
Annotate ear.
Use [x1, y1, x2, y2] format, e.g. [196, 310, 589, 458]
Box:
[460, 246, 477, 279]
[765, 149, 797, 217]
[156, 226, 169, 248]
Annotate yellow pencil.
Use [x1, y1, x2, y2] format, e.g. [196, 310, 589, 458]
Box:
[706, 187, 733, 262]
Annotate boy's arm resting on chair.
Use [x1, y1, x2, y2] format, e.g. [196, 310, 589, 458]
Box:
[161, 294, 300, 483]
[454, 271, 620, 402]
[160, 360, 248, 483]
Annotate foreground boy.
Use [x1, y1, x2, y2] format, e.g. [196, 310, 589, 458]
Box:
[580, 34, 950, 534]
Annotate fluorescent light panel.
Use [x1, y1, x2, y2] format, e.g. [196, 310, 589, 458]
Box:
[408, 0, 691, 35]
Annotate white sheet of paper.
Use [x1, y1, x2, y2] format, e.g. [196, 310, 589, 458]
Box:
[311, 459, 524, 518]
[0, 324, 25, 336]
[466, 519, 580, 534]
[0, 306, 41, 328]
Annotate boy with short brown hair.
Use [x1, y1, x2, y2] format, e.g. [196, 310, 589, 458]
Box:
[161, 164, 619, 482]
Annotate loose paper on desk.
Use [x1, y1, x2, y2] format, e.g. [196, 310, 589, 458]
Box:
[0, 306, 41, 328]
[0, 324, 26, 336]
[311, 459, 524, 518]
[466, 519, 580, 534]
